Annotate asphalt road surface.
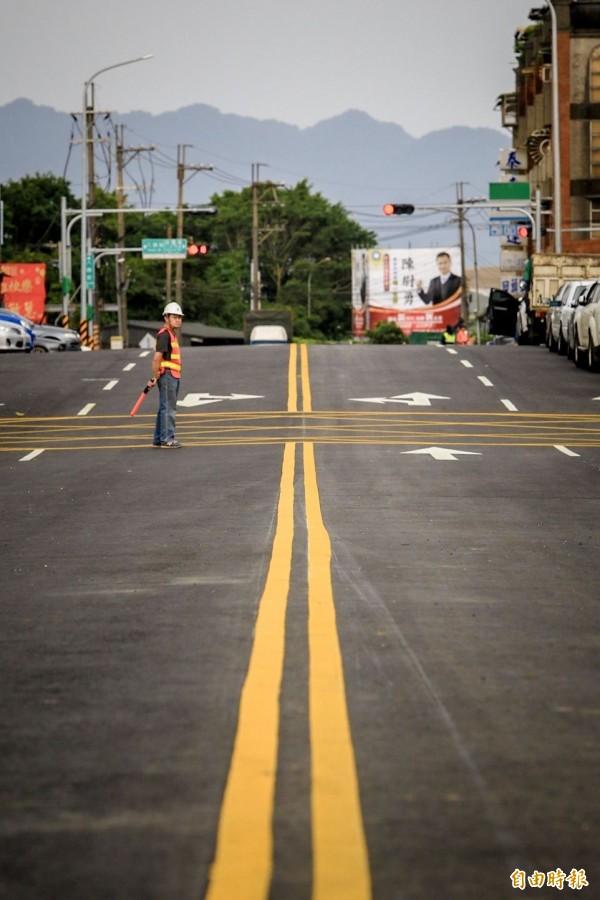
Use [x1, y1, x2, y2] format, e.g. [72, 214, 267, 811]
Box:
[1, 342, 598, 900]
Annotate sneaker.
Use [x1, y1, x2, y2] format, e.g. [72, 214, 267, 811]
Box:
[161, 440, 183, 449]
[152, 442, 161, 448]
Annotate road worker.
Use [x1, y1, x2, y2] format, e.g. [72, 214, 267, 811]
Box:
[150, 302, 184, 448]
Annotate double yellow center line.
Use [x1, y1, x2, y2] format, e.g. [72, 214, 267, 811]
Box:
[205, 344, 371, 899]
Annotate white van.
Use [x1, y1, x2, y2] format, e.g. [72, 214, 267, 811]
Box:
[249, 325, 289, 345]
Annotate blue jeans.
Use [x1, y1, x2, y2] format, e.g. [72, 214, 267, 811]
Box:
[153, 371, 180, 444]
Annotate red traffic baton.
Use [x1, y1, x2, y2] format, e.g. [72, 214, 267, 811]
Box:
[129, 382, 154, 417]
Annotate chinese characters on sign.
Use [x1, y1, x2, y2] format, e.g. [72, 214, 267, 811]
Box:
[0, 262, 47, 323]
[510, 868, 589, 890]
[351, 247, 462, 338]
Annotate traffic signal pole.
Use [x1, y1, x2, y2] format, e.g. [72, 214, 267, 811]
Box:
[174, 145, 213, 304]
[383, 195, 541, 322]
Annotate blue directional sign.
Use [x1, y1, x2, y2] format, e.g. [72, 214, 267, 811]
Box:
[489, 223, 519, 238]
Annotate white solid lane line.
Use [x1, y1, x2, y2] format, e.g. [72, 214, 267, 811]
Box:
[19, 449, 45, 462]
[554, 445, 580, 457]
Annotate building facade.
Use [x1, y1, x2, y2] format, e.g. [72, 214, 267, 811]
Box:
[498, 0, 600, 254]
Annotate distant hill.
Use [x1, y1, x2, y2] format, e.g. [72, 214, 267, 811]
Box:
[0, 98, 506, 261]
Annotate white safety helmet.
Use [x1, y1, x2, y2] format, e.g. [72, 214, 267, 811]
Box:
[163, 302, 184, 317]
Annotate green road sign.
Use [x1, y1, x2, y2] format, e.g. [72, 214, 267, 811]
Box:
[62, 276, 75, 295]
[142, 238, 188, 259]
[86, 254, 95, 290]
[489, 182, 531, 201]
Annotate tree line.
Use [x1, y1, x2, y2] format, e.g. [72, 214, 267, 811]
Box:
[0, 173, 377, 341]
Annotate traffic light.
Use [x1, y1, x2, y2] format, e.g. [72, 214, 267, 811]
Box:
[187, 242, 210, 256]
[539, 197, 551, 236]
[383, 203, 415, 216]
[516, 224, 530, 240]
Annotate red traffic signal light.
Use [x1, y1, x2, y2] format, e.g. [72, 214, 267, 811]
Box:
[187, 242, 209, 256]
[517, 225, 530, 239]
[383, 203, 415, 216]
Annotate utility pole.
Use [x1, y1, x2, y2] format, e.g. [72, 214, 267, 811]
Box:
[251, 162, 261, 310]
[165, 224, 173, 304]
[251, 163, 286, 311]
[85, 86, 97, 345]
[174, 144, 213, 304]
[77, 86, 110, 346]
[544, 0, 562, 253]
[456, 182, 469, 323]
[79, 56, 153, 347]
[115, 124, 154, 346]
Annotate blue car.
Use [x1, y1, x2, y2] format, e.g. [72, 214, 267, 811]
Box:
[0, 309, 81, 352]
[0, 309, 35, 351]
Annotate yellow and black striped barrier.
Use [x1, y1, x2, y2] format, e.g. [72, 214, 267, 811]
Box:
[78, 320, 100, 349]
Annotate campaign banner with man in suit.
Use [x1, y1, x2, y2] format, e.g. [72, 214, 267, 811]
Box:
[351, 247, 462, 337]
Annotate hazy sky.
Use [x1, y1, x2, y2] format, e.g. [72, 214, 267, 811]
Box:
[3, 0, 535, 136]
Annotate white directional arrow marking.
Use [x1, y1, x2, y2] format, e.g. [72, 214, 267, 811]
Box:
[402, 446, 482, 461]
[350, 392, 450, 407]
[177, 392, 264, 408]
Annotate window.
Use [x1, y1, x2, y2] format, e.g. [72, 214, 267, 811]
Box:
[588, 48, 600, 236]
[591, 200, 600, 234]
[590, 47, 600, 179]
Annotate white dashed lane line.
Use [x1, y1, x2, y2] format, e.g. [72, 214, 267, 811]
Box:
[450, 352, 518, 412]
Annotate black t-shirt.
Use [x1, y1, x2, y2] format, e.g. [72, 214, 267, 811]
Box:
[156, 329, 172, 357]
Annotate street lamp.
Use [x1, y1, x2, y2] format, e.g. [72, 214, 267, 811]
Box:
[544, 0, 562, 253]
[531, 3, 561, 250]
[80, 55, 153, 338]
[307, 257, 331, 317]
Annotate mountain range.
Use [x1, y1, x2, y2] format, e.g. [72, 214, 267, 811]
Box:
[0, 98, 508, 262]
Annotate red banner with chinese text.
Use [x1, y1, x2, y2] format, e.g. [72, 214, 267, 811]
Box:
[0, 263, 47, 323]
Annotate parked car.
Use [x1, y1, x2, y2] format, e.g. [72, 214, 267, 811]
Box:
[0, 310, 81, 352]
[31, 321, 81, 352]
[546, 279, 596, 355]
[0, 318, 34, 351]
[486, 288, 520, 338]
[571, 280, 600, 369]
[0, 310, 35, 350]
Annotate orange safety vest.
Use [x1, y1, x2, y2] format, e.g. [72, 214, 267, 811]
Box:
[157, 326, 182, 378]
[456, 327, 470, 345]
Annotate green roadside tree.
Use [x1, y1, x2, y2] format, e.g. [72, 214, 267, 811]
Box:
[366, 321, 407, 344]
[0, 173, 79, 309]
[2, 174, 377, 340]
[181, 179, 376, 340]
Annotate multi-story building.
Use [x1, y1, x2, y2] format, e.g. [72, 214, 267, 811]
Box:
[497, 0, 600, 254]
